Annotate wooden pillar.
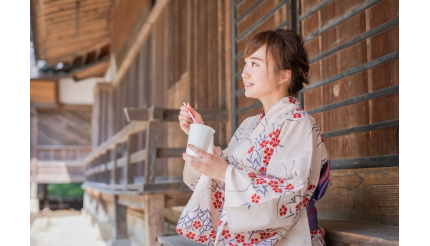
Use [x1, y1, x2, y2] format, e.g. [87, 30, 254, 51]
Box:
[111, 195, 131, 246]
[144, 194, 165, 246]
[126, 134, 137, 184]
[113, 143, 122, 184]
[144, 121, 158, 184]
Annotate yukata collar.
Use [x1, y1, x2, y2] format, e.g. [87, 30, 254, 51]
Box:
[258, 96, 301, 121]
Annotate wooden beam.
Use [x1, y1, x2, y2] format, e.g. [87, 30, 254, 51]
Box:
[112, 0, 170, 87]
[73, 60, 109, 80]
[143, 194, 165, 246]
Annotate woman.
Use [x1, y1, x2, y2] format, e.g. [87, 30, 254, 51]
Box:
[177, 29, 330, 245]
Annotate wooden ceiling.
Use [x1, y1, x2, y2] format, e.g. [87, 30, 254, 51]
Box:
[31, 0, 113, 67]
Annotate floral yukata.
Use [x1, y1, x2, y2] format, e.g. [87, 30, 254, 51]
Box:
[177, 96, 330, 245]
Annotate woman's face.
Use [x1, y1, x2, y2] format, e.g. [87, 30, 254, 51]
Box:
[242, 45, 279, 100]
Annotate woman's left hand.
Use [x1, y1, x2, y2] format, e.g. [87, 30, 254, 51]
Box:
[182, 144, 229, 182]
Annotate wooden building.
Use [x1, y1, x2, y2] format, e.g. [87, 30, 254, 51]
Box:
[31, 0, 399, 245]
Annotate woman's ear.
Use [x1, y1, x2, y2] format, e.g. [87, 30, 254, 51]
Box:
[279, 69, 291, 86]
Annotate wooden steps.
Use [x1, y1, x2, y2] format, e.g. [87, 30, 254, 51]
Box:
[157, 219, 399, 246]
[319, 219, 399, 246]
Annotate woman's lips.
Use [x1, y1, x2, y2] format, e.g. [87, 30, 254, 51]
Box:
[244, 83, 254, 89]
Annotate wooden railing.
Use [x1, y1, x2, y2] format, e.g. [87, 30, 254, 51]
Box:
[31, 146, 91, 184]
[83, 106, 228, 194]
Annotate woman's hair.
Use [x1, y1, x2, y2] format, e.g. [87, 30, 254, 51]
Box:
[244, 29, 310, 95]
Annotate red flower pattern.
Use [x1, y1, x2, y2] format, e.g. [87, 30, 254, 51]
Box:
[250, 238, 260, 244]
[279, 205, 288, 216]
[270, 138, 280, 147]
[193, 220, 201, 229]
[256, 178, 266, 184]
[263, 155, 271, 165]
[186, 232, 195, 239]
[197, 235, 208, 243]
[285, 183, 294, 190]
[247, 172, 257, 178]
[268, 180, 279, 187]
[235, 234, 245, 243]
[288, 97, 297, 104]
[251, 193, 260, 203]
[259, 140, 269, 148]
[219, 220, 223, 226]
[308, 184, 316, 190]
[259, 166, 266, 172]
[222, 230, 231, 239]
[264, 148, 274, 156]
[302, 197, 310, 207]
[293, 113, 302, 118]
[213, 199, 223, 209]
[247, 146, 254, 154]
[295, 107, 302, 111]
[176, 228, 183, 235]
[209, 230, 216, 239]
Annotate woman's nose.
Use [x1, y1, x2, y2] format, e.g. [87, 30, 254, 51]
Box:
[242, 70, 250, 80]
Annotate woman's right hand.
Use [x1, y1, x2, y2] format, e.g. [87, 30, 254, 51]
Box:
[178, 103, 205, 135]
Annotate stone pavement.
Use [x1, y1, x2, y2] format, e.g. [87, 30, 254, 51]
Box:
[30, 211, 108, 246]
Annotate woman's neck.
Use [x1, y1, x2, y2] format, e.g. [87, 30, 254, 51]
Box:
[260, 91, 288, 115]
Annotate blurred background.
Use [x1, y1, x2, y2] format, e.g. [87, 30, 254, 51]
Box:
[30, 0, 399, 245]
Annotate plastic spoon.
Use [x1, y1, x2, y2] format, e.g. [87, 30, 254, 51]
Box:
[183, 102, 197, 124]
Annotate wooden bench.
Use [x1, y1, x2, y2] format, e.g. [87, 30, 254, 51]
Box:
[157, 219, 399, 246]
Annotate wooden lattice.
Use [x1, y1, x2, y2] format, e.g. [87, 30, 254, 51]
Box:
[37, 108, 92, 146]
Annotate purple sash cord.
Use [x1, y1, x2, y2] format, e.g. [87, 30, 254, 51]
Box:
[306, 159, 330, 231]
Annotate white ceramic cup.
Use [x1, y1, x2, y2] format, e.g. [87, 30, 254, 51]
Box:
[186, 124, 216, 157]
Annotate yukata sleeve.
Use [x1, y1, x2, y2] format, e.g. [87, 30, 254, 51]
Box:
[224, 114, 322, 233]
[183, 145, 223, 191]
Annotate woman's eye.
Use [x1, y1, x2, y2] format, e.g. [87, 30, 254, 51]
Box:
[251, 62, 257, 66]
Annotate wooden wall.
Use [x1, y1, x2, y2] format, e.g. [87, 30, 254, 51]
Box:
[92, 0, 231, 181]
[299, 0, 399, 225]
[231, 0, 291, 131]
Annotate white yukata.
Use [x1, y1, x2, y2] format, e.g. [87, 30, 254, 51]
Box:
[177, 96, 329, 245]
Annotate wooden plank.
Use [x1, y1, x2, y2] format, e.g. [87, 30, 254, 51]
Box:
[319, 219, 398, 245]
[143, 194, 165, 246]
[317, 167, 398, 225]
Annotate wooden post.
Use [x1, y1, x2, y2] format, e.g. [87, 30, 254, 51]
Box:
[143, 194, 165, 246]
[113, 144, 122, 184]
[126, 134, 137, 185]
[144, 121, 158, 184]
[111, 195, 131, 246]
